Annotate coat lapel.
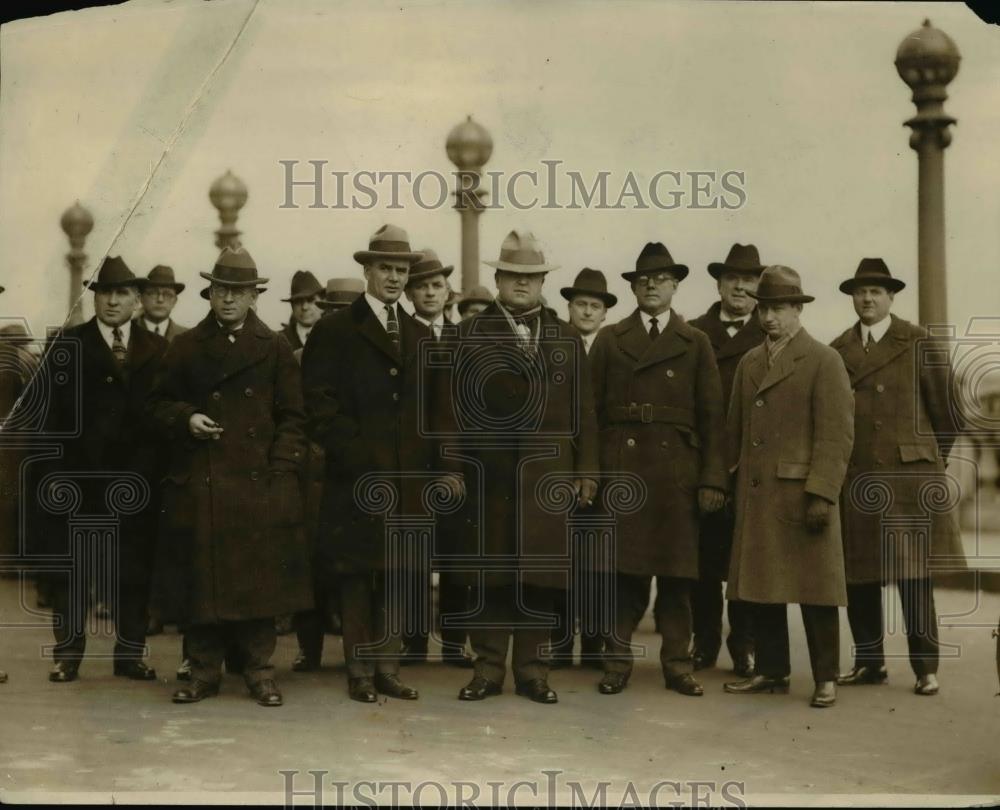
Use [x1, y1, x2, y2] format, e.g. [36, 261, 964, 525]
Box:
[353, 296, 402, 366]
[755, 328, 810, 395]
[614, 310, 651, 363]
[192, 310, 272, 385]
[127, 325, 159, 374]
[851, 315, 910, 385]
[636, 310, 688, 371]
[81, 318, 125, 382]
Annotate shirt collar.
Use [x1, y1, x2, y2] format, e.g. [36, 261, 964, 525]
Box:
[366, 292, 396, 320]
[639, 309, 669, 330]
[414, 314, 444, 328]
[860, 316, 891, 344]
[144, 317, 166, 335]
[96, 318, 131, 347]
[295, 321, 312, 344]
[215, 317, 247, 333]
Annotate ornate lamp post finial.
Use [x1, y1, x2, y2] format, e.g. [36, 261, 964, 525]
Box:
[209, 169, 249, 251]
[60, 201, 95, 327]
[446, 115, 493, 293]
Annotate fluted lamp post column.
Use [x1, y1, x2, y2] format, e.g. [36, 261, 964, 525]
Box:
[896, 19, 960, 327]
[446, 115, 493, 294]
[60, 201, 94, 327]
[209, 169, 248, 251]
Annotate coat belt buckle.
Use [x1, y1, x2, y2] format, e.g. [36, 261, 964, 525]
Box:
[640, 403, 653, 423]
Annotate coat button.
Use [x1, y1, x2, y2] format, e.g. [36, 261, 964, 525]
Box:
[247, 427, 256, 437]
[105, 375, 114, 383]
[630, 401, 637, 408]
[211, 391, 221, 400]
[661, 440, 668, 448]
[755, 399, 764, 407]
[249, 471, 259, 481]
[205, 476, 211, 485]
[876, 383, 885, 393]
[244, 387, 253, 397]
[874, 421, 882, 430]
[392, 392, 400, 401]
[750, 478, 760, 487]
[389, 367, 399, 376]
[752, 438, 762, 447]
[626, 438, 636, 447]
[666, 369, 675, 378]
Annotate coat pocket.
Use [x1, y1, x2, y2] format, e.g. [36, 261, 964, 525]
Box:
[775, 461, 810, 523]
[898, 444, 939, 464]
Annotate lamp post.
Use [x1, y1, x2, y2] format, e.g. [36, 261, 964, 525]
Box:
[60, 201, 94, 327]
[895, 19, 960, 327]
[446, 115, 493, 293]
[209, 169, 248, 251]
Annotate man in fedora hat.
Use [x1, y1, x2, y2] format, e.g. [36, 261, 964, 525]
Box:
[288, 276, 366, 673]
[398, 248, 474, 668]
[35, 256, 168, 684]
[831, 258, 964, 697]
[545, 268, 618, 670]
[590, 242, 727, 698]
[724, 265, 854, 708]
[280, 270, 325, 352]
[686, 243, 767, 678]
[436, 229, 598, 705]
[150, 246, 311, 707]
[134, 265, 189, 343]
[457, 285, 493, 321]
[302, 224, 431, 703]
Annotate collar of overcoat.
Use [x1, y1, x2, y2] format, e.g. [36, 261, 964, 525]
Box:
[349, 294, 424, 367]
[745, 325, 813, 395]
[613, 308, 692, 371]
[82, 316, 159, 382]
[192, 308, 273, 383]
[465, 301, 570, 372]
[695, 301, 766, 360]
[831, 313, 910, 386]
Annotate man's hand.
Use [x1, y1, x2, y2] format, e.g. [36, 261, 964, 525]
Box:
[805, 494, 832, 533]
[574, 478, 598, 508]
[698, 486, 726, 515]
[189, 413, 223, 440]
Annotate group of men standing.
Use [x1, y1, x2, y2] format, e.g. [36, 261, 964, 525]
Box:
[14, 221, 963, 710]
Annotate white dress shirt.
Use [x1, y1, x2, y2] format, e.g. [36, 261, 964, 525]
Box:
[860, 316, 891, 347]
[581, 331, 597, 354]
[414, 314, 445, 340]
[97, 318, 131, 351]
[295, 322, 312, 347]
[143, 317, 167, 336]
[639, 308, 669, 335]
[365, 292, 399, 332]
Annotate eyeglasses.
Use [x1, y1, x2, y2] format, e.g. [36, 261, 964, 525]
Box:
[633, 273, 677, 287]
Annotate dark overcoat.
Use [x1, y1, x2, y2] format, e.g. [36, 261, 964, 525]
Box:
[280, 322, 304, 352]
[35, 319, 168, 579]
[688, 301, 766, 578]
[727, 327, 854, 606]
[133, 317, 188, 343]
[0, 341, 36, 557]
[589, 309, 727, 579]
[301, 295, 434, 574]
[441, 303, 599, 590]
[148, 309, 311, 623]
[830, 314, 965, 584]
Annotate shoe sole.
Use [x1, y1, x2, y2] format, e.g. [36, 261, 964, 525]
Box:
[810, 699, 835, 708]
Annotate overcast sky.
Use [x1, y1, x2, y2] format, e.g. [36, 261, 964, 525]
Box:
[1, 0, 997, 342]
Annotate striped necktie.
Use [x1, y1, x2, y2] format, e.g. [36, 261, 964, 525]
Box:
[385, 304, 401, 353]
[111, 327, 127, 366]
[864, 331, 874, 353]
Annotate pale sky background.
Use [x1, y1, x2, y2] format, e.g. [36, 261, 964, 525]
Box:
[1, 0, 998, 341]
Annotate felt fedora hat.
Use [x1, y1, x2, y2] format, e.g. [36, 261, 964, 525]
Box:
[622, 242, 689, 282]
[84, 255, 140, 290]
[317, 277, 365, 309]
[707, 243, 766, 280]
[281, 270, 324, 302]
[141, 264, 185, 293]
[839, 257, 906, 295]
[560, 268, 617, 308]
[483, 230, 559, 273]
[407, 248, 454, 284]
[748, 265, 815, 304]
[457, 284, 494, 315]
[199, 246, 269, 299]
[353, 224, 423, 265]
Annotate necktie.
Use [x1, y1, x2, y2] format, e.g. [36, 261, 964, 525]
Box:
[864, 331, 874, 353]
[385, 305, 401, 353]
[111, 327, 127, 365]
[722, 318, 745, 335]
[648, 317, 660, 340]
[152, 323, 161, 336]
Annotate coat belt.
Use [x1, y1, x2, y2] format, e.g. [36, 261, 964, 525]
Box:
[607, 403, 694, 427]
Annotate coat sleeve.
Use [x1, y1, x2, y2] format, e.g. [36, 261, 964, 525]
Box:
[573, 332, 599, 476]
[805, 347, 855, 503]
[694, 330, 728, 492]
[147, 338, 199, 443]
[270, 335, 308, 472]
[918, 333, 964, 462]
[726, 353, 748, 480]
[301, 316, 358, 461]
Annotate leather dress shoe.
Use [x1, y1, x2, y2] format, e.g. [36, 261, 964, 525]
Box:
[732, 652, 755, 679]
[176, 658, 192, 681]
[291, 650, 320, 672]
[666, 672, 704, 696]
[374, 673, 419, 700]
[836, 665, 888, 686]
[348, 677, 378, 703]
[249, 678, 283, 706]
[515, 678, 558, 704]
[810, 681, 836, 708]
[692, 650, 717, 671]
[442, 652, 474, 669]
[114, 661, 157, 681]
[48, 662, 79, 683]
[458, 676, 502, 701]
[172, 679, 220, 703]
[598, 672, 628, 694]
[914, 674, 940, 696]
[724, 674, 791, 694]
